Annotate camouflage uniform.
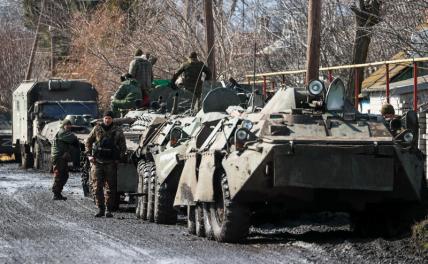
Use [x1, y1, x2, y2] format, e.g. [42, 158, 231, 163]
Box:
[51, 126, 79, 197]
[85, 123, 127, 211]
[172, 57, 211, 111]
[129, 56, 153, 96]
[111, 78, 142, 117]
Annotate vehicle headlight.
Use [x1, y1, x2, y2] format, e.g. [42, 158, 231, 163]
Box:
[236, 129, 249, 141]
[403, 131, 414, 143]
[308, 80, 325, 96]
[241, 120, 253, 130]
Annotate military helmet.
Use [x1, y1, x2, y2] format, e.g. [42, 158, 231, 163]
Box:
[189, 51, 198, 59]
[62, 119, 72, 126]
[380, 103, 395, 116]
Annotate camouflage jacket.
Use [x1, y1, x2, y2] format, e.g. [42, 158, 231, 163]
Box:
[172, 58, 211, 92]
[112, 79, 142, 115]
[85, 123, 127, 163]
[51, 128, 79, 162]
[129, 57, 153, 91]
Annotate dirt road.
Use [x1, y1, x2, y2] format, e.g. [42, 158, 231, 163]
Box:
[0, 163, 425, 264]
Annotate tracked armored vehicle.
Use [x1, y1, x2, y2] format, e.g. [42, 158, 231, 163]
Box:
[173, 78, 427, 242]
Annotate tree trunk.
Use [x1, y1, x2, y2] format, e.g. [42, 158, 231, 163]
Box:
[204, 0, 216, 80]
[347, 0, 382, 101]
[305, 0, 322, 84]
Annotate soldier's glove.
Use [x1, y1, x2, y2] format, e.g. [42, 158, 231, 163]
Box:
[88, 156, 96, 164]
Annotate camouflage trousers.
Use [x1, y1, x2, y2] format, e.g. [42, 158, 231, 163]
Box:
[185, 86, 202, 112]
[91, 162, 117, 210]
[52, 159, 69, 194]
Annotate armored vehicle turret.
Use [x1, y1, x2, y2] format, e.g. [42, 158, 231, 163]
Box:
[174, 78, 427, 242]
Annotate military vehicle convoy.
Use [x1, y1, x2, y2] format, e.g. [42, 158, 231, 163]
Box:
[133, 86, 250, 226]
[12, 79, 98, 169]
[169, 78, 426, 242]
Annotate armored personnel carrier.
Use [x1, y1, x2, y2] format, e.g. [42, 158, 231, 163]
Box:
[173, 78, 427, 242]
[134, 86, 246, 226]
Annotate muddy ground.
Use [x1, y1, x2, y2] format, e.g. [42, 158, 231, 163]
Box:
[0, 163, 426, 264]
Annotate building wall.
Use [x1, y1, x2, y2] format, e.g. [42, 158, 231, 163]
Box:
[364, 90, 428, 115]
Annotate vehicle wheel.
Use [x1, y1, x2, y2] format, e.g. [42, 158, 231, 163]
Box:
[139, 162, 151, 220]
[34, 141, 41, 170]
[203, 203, 214, 240]
[195, 203, 205, 237]
[187, 206, 196, 235]
[146, 162, 156, 222]
[154, 173, 177, 224]
[21, 146, 34, 169]
[13, 144, 21, 164]
[208, 170, 250, 243]
[135, 160, 146, 218]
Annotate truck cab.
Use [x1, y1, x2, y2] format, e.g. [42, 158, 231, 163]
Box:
[13, 79, 98, 168]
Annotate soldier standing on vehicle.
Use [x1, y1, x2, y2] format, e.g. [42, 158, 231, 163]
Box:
[51, 119, 79, 201]
[85, 111, 127, 218]
[171, 51, 212, 111]
[111, 73, 142, 117]
[129, 49, 153, 106]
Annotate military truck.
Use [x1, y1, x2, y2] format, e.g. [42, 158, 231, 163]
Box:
[172, 78, 427, 242]
[0, 112, 13, 157]
[12, 79, 98, 169]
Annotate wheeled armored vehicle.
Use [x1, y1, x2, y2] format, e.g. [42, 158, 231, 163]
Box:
[173, 78, 426, 242]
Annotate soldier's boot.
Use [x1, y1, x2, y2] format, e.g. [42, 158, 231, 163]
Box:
[105, 210, 113, 218]
[95, 207, 105, 217]
[52, 193, 67, 201]
[82, 183, 90, 197]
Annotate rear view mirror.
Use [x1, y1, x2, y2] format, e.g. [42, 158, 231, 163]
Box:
[402, 110, 418, 132]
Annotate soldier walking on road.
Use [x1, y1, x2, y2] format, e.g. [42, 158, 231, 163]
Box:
[171, 51, 211, 111]
[51, 119, 79, 201]
[85, 111, 127, 218]
[129, 49, 153, 106]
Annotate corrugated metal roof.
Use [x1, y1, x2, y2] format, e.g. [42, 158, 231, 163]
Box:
[362, 74, 428, 95]
[362, 51, 410, 91]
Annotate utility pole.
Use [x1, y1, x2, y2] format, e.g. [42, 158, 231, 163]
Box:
[305, 0, 322, 84]
[26, 0, 45, 80]
[204, 0, 216, 80]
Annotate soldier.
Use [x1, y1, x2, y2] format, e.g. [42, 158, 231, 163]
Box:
[51, 119, 79, 200]
[111, 73, 142, 117]
[129, 49, 153, 105]
[171, 51, 212, 111]
[381, 103, 395, 120]
[85, 111, 127, 218]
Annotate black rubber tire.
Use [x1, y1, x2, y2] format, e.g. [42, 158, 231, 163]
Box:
[135, 160, 145, 219]
[154, 173, 178, 224]
[187, 206, 196, 235]
[208, 171, 250, 243]
[203, 203, 214, 240]
[140, 162, 151, 220]
[22, 151, 34, 169]
[195, 203, 205, 237]
[146, 162, 156, 222]
[34, 141, 41, 170]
